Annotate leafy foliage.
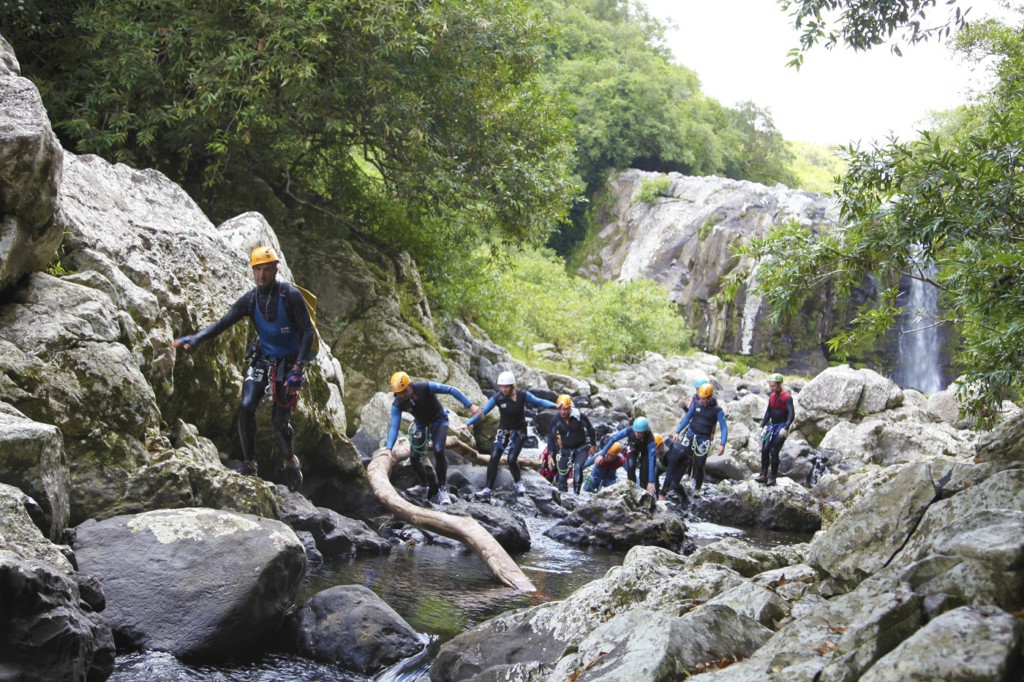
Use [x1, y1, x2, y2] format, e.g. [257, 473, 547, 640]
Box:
[780, 0, 970, 67]
[729, 8, 1024, 422]
[2, 0, 579, 255]
[787, 140, 847, 193]
[637, 175, 671, 203]
[435, 247, 691, 370]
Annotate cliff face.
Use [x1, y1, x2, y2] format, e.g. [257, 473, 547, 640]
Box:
[575, 170, 896, 374]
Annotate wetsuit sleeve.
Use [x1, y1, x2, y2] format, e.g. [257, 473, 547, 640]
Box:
[717, 409, 729, 446]
[547, 422, 559, 453]
[784, 396, 795, 431]
[186, 290, 252, 347]
[647, 440, 657, 474]
[597, 428, 628, 457]
[583, 454, 597, 470]
[465, 394, 498, 426]
[428, 382, 473, 408]
[283, 284, 314, 364]
[675, 402, 697, 434]
[524, 391, 557, 409]
[384, 404, 403, 449]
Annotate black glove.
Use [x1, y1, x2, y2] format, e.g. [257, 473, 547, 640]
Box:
[286, 369, 305, 391]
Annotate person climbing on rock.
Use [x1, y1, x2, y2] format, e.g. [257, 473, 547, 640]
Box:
[383, 371, 481, 505]
[581, 441, 627, 492]
[596, 417, 659, 496]
[671, 383, 728, 495]
[464, 370, 556, 498]
[657, 432, 690, 500]
[172, 245, 310, 492]
[757, 372, 794, 486]
[547, 395, 596, 495]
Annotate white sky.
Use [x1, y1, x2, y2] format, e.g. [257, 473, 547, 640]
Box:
[639, 0, 1015, 146]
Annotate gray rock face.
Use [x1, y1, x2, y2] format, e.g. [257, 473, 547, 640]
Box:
[699, 479, 822, 533]
[0, 483, 114, 682]
[71, 508, 306, 661]
[574, 171, 868, 373]
[0, 68, 65, 294]
[545, 482, 688, 551]
[858, 605, 1022, 681]
[285, 584, 423, 673]
[0, 404, 69, 541]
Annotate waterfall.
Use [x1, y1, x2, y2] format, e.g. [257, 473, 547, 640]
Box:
[896, 261, 945, 394]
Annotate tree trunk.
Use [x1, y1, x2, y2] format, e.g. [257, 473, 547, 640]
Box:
[366, 439, 536, 592]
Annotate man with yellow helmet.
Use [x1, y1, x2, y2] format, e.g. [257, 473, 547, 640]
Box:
[172, 245, 311, 491]
[581, 442, 627, 492]
[547, 395, 596, 494]
[383, 371, 481, 505]
[671, 382, 728, 495]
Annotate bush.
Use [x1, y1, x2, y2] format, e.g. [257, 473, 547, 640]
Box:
[432, 246, 690, 370]
[636, 175, 671, 204]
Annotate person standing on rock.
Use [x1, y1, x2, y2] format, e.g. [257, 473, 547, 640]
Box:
[581, 441, 628, 492]
[671, 383, 728, 495]
[595, 417, 659, 496]
[384, 371, 481, 505]
[172, 245, 310, 492]
[548, 395, 596, 495]
[464, 371, 556, 498]
[757, 373, 794, 486]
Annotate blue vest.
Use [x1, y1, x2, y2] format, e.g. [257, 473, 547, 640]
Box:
[253, 292, 300, 359]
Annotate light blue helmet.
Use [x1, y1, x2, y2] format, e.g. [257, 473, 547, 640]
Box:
[632, 417, 650, 433]
[693, 378, 708, 390]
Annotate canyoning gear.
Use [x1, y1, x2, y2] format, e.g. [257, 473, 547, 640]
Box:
[600, 425, 658, 493]
[556, 394, 573, 409]
[435, 488, 452, 505]
[697, 384, 714, 399]
[654, 433, 664, 449]
[250, 245, 280, 267]
[390, 371, 412, 393]
[608, 442, 623, 457]
[760, 387, 794, 483]
[632, 417, 649, 433]
[269, 364, 300, 409]
[465, 387, 555, 488]
[497, 370, 516, 386]
[514, 481, 526, 494]
[478, 487, 493, 499]
[693, 378, 708, 389]
[768, 373, 784, 384]
[175, 334, 197, 348]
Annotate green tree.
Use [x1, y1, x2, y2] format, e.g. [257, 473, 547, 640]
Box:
[722, 101, 798, 187]
[780, 0, 971, 66]
[2, 0, 579, 256]
[730, 6, 1024, 421]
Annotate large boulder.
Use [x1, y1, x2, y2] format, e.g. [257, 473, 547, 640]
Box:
[545, 483, 688, 551]
[71, 508, 306, 661]
[0, 55, 65, 294]
[0, 403, 69, 541]
[284, 585, 423, 674]
[697, 479, 822, 533]
[0, 483, 114, 682]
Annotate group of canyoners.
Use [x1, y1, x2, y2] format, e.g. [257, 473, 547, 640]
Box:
[173, 246, 795, 504]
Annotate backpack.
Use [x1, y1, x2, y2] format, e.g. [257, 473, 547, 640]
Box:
[249, 281, 322, 364]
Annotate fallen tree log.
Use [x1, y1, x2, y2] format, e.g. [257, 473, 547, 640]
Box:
[447, 436, 544, 471]
[366, 439, 536, 592]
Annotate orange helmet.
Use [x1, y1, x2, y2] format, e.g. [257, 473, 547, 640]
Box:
[250, 245, 279, 267]
[390, 371, 411, 393]
[697, 383, 714, 399]
[654, 433, 664, 448]
[608, 442, 622, 456]
[556, 395, 572, 409]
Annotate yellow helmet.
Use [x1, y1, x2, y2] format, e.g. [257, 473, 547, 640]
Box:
[556, 395, 573, 409]
[608, 442, 622, 456]
[655, 433, 664, 448]
[390, 371, 411, 393]
[697, 383, 714, 399]
[250, 245, 279, 267]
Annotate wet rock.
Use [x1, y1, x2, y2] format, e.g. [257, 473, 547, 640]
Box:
[545, 482, 688, 551]
[284, 585, 423, 674]
[698, 479, 822, 533]
[72, 508, 306, 661]
[0, 404, 70, 541]
[0, 483, 114, 682]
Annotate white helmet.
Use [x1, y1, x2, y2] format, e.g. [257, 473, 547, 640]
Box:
[497, 371, 516, 386]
